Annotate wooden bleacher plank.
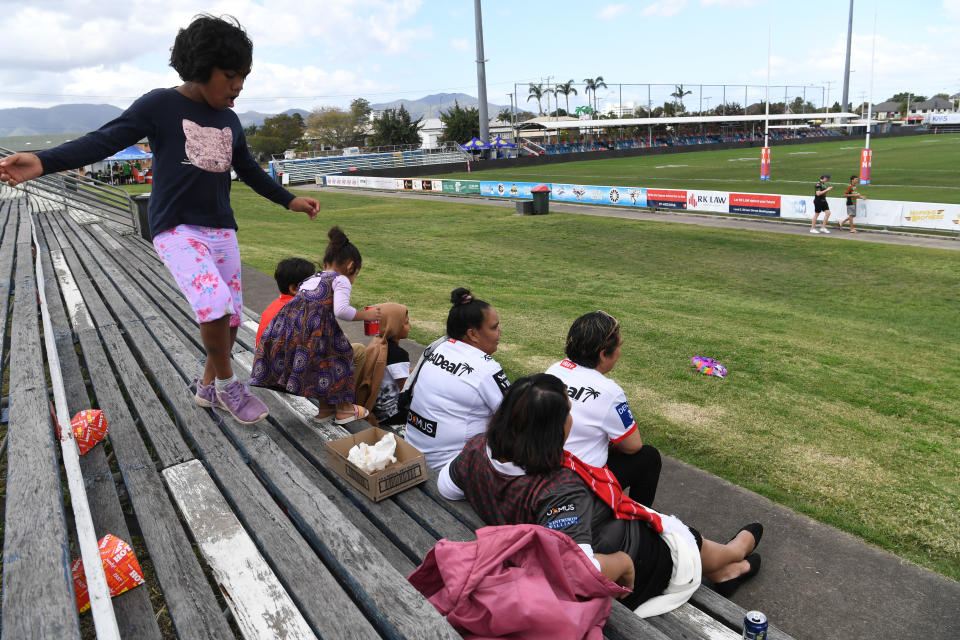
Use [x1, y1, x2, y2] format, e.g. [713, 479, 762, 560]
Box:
[689, 586, 794, 640]
[34, 214, 163, 639]
[53, 215, 382, 639]
[1, 205, 82, 639]
[650, 603, 741, 640]
[38, 213, 236, 640]
[162, 459, 318, 640]
[67, 222, 460, 640]
[0, 198, 18, 374]
[43, 215, 195, 471]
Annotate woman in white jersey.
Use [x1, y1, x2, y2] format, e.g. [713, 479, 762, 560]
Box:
[546, 311, 661, 506]
[405, 288, 510, 468]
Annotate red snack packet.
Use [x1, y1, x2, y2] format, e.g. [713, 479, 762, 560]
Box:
[71, 534, 145, 613]
[71, 409, 108, 455]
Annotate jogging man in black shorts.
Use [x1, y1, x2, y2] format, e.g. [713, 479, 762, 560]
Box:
[810, 173, 833, 233]
[810, 173, 833, 234]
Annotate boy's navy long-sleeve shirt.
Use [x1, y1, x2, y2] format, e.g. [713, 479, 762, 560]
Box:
[36, 88, 295, 237]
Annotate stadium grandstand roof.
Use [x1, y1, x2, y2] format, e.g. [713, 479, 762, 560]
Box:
[871, 101, 902, 112]
[518, 112, 859, 131]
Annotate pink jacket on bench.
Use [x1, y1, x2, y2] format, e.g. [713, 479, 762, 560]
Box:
[408, 524, 629, 639]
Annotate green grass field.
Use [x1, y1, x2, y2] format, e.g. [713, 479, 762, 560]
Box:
[123, 134, 960, 581]
[441, 133, 960, 204]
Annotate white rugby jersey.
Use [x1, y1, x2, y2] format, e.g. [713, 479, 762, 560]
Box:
[405, 339, 510, 468]
[545, 359, 638, 467]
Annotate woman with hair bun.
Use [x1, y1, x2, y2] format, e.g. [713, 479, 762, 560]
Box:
[251, 226, 380, 424]
[404, 287, 510, 468]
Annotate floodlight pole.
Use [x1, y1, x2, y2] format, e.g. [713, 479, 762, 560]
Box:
[473, 0, 489, 153]
[860, 2, 878, 184]
[841, 0, 854, 114]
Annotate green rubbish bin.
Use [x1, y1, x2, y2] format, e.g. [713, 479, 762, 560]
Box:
[531, 184, 551, 215]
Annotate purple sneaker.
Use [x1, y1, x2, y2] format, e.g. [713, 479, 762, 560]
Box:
[215, 380, 269, 424]
[194, 379, 220, 408]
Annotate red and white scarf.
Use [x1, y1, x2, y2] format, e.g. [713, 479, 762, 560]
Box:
[563, 452, 663, 533]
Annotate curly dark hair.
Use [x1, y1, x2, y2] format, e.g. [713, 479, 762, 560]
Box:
[564, 311, 621, 368]
[273, 257, 316, 295]
[169, 14, 253, 82]
[322, 226, 362, 276]
[446, 287, 491, 340]
[487, 374, 569, 474]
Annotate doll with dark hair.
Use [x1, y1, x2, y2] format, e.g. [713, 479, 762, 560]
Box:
[251, 226, 380, 424]
[0, 14, 321, 425]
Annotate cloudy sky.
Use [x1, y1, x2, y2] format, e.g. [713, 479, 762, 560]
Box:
[1, 0, 956, 118]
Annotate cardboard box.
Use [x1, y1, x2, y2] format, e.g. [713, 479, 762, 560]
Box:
[325, 427, 426, 502]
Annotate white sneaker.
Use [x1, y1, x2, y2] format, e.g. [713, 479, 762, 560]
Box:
[809, 228, 820, 234]
[820, 228, 830, 234]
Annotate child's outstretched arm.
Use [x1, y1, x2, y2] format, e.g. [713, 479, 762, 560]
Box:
[288, 196, 321, 219]
[0, 153, 43, 187]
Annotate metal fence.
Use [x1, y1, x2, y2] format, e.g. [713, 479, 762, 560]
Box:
[270, 144, 471, 185]
[0, 145, 138, 234]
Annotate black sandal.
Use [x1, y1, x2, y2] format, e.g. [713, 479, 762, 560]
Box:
[713, 553, 761, 597]
[729, 522, 763, 552]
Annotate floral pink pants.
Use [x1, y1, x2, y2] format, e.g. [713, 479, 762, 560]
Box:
[153, 225, 243, 327]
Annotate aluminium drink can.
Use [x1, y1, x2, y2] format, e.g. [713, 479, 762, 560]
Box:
[743, 610, 768, 640]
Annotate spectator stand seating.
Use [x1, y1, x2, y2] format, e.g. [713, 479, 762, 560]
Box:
[271, 145, 472, 186]
[0, 172, 798, 640]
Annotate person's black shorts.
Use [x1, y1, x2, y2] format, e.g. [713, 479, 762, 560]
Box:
[814, 198, 829, 213]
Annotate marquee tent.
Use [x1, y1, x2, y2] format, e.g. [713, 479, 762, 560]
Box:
[104, 145, 152, 161]
[460, 137, 491, 150]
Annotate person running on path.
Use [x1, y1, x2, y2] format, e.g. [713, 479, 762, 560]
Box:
[810, 173, 833, 234]
[838, 174, 866, 233]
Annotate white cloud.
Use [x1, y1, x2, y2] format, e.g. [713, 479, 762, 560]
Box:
[741, 30, 954, 107]
[451, 38, 470, 52]
[640, 0, 687, 19]
[598, 4, 629, 20]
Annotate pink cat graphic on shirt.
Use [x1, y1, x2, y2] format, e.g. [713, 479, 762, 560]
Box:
[182, 119, 232, 172]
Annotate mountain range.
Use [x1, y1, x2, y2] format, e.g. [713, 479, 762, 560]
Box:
[0, 93, 509, 136]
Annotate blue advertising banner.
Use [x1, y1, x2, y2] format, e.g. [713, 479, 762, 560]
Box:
[552, 184, 647, 207]
[479, 181, 541, 198]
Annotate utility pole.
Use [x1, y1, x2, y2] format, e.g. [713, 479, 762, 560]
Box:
[473, 0, 489, 151]
[823, 80, 835, 110]
[841, 0, 854, 113]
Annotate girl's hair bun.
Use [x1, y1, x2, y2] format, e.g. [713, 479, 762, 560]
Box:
[327, 225, 349, 248]
[450, 287, 473, 306]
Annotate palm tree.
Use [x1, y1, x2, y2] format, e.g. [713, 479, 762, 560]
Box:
[583, 76, 608, 112]
[555, 80, 578, 115]
[671, 84, 693, 112]
[527, 83, 545, 116]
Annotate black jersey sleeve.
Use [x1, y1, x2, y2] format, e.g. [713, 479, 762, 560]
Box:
[534, 482, 596, 547]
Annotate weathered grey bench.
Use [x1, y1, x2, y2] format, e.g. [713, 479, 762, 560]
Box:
[1, 185, 796, 639]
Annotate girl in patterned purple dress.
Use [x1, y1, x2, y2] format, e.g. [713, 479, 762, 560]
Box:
[251, 227, 380, 424]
